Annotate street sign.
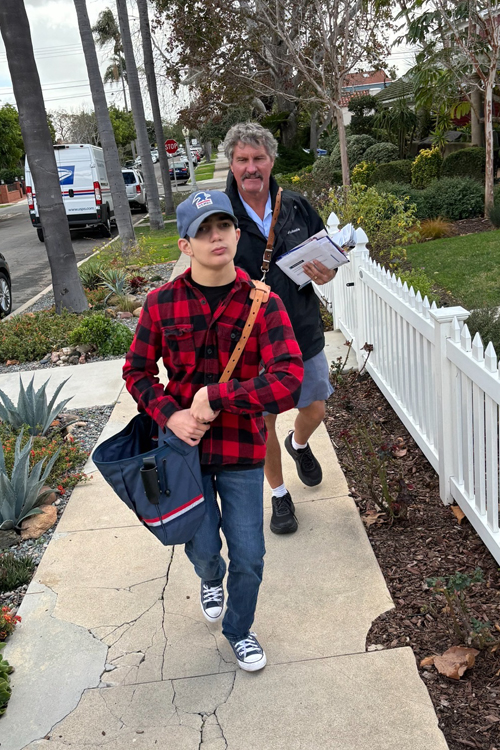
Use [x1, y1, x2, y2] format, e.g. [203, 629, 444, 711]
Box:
[165, 139, 178, 155]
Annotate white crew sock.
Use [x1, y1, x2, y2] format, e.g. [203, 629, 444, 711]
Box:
[291, 433, 308, 451]
[271, 483, 288, 498]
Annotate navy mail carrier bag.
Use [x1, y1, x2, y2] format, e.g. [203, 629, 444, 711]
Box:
[92, 413, 205, 546]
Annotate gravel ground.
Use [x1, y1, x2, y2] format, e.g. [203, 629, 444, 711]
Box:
[0, 404, 114, 612]
[0, 261, 176, 375]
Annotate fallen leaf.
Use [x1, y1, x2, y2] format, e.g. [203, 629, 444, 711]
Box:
[392, 448, 407, 458]
[494, 622, 500, 633]
[433, 646, 479, 680]
[451, 505, 466, 524]
[362, 510, 386, 526]
[484, 715, 500, 723]
[420, 655, 436, 667]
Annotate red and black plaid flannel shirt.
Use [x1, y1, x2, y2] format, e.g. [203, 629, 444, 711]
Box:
[123, 267, 303, 468]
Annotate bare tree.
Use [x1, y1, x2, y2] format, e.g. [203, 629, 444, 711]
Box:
[137, 0, 174, 215]
[116, 0, 164, 230]
[73, 0, 136, 250]
[0, 0, 88, 313]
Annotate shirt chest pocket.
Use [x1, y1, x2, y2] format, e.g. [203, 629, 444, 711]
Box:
[162, 324, 196, 368]
[216, 322, 243, 358]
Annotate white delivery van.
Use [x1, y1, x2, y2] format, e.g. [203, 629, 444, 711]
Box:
[25, 144, 115, 242]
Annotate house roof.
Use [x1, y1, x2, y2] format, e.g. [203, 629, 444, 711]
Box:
[344, 70, 388, 88]
[375, 76, 414, 104]
[339, 89, 370, 108]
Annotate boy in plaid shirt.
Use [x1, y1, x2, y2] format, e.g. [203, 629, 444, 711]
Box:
[123, 190, 303, 671]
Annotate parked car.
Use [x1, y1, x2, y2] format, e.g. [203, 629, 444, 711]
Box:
[133, 155, 142, 168]
[25, 144, 115, 242]
[169, 161, 189, 182]
[0, 253, 11, 318]
[190, 149, 201, 163]
[122, 168, 148, 212]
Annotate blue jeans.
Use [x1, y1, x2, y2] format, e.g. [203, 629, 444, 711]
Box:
[184, 467, 265, 642]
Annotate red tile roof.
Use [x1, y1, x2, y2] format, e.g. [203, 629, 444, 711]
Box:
[339, 90, 370, 108]
[344, 70, 388, 87]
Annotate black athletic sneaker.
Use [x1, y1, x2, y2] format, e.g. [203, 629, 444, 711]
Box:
[284, 432, 323, 487]
[229, 632, 267, 672]
[270, 492, 298, 534]
[200, 582, 224, 622]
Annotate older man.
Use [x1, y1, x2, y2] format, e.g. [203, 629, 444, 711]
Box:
[224, 122, 336, 535]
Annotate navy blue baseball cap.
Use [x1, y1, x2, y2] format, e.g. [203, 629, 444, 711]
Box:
[177, 190, 238, 238]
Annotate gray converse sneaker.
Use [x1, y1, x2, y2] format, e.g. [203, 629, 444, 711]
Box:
[229, 632, 267, 672]
[200, 582, 224, 622]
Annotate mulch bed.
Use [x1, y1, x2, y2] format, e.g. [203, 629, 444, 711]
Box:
[451, 217, 495, 237]
[325, 369, 500, 750]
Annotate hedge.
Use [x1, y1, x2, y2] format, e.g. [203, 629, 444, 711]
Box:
[441, 147, 486, 182]
[374, 176, 484, 221]
[363, 142, 399, 165]
[368, 160, 412, 186]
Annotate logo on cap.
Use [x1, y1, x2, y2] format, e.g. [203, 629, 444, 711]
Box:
[193, 191, 213, 210]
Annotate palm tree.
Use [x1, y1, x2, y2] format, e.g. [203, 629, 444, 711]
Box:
[104, 55, 129, 112]
[136, 0, 174, 215]
[0, 0, 88, 313]
[73, 0, 136, 251]
[116, 0, 164, 230]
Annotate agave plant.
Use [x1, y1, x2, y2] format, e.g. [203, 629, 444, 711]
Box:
[0, 375, 73, 437]
[98, 268, 130, 302]
[79, 259, 107, 290]
[0, 428, 61, 530]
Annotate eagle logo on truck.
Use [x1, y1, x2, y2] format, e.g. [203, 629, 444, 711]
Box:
[58, 166, 75, 185]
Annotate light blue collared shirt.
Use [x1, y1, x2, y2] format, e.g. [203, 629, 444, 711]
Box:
[239, 192, 272, 239]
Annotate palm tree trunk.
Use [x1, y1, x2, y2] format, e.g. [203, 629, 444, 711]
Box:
[116, 0, 164, 230]
[136, 0, 174, 215]
[73, 0, 136, 251]
[0, 0, 88, 313]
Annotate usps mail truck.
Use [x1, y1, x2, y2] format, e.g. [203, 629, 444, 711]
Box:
[25, 144, 115, 242]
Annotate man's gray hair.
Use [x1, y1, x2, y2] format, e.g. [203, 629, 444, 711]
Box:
[223, 122, 278, 163]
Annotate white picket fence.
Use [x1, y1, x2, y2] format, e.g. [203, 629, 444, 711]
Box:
[316, 217, 500, 564]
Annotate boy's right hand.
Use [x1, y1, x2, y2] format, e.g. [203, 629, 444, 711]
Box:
[166, 410, 211, 445]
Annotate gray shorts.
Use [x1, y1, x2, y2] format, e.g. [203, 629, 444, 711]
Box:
[296, 350, 334, 409]
[264, 349, 333, 416]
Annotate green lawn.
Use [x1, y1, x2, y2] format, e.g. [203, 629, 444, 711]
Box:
[194, 162, 215, 181]
[405, 229, 500, 309]
[134, 226, 180, 264]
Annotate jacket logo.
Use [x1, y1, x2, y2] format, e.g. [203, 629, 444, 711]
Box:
[193, 191, 212, 209]
[288, 227, 301, 234]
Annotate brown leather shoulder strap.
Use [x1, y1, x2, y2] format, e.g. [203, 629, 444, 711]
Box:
[260, 187, 283, 281]
[219, 282, 270, 383]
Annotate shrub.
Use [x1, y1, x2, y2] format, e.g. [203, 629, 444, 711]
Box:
[369, 160, 412, 186]
[466, 307, 500, 353]
[0, 310, 82, 364]
[494, 183, 500, 206]
[351, 161, 377, 185]
[273, 146, 314, 175]
[417, 218, 454, 241]
[0, 642, 13, 715]
[0, 168, 21, 184]
[374, 182, 430, 220]
[424, 177, 484, 220]
[0, 553, 35, 594]
[363, 142, 399, 164]
[69, 314, 133, 356]
[330, 134, 376, 170]
[321, 183, 419, 264]
[442, 147, 486, 182]
[487, 203, 500, 228]
[0, 607, 20, 641]
[397, 269, 437, 302]
[411, 147, 442, 188]
[311, 156, 343, 185]
[114, 295, 140, 313]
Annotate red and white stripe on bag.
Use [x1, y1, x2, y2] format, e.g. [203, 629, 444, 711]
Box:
[140, 494, 204, 527]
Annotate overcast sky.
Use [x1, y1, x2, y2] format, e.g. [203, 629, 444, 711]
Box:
[0, 1, 415, 122]
[0, 0, 187, 120]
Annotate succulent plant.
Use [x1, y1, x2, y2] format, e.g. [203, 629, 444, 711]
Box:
[98, 268, 130, 302]
[0, 428, 60, 530]
[0, 375, 73, 437]
[0, 643, 13, 716]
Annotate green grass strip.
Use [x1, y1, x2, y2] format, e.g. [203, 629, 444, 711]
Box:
[405, 229, 500, 309]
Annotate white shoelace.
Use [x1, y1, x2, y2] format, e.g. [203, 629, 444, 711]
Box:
[202, 585, 223, 606]
[234, 633, 260, 658]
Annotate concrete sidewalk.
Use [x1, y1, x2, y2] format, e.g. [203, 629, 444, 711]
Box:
[1, 250, 448, 749]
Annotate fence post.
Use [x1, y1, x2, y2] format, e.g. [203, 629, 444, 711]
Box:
[430, 307, 470, 504]
[351, 227, 369, 370]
